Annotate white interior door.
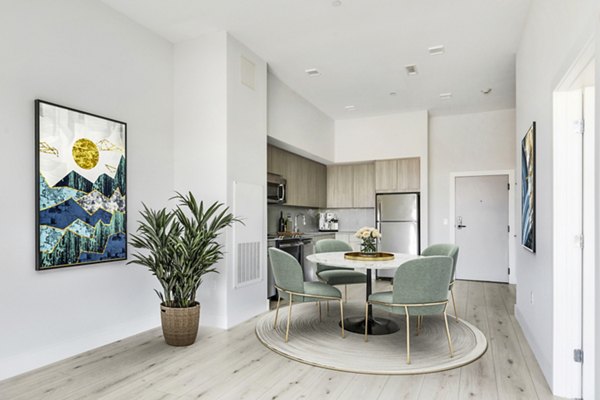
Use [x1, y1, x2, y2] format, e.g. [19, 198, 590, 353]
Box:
[454, 175, 509, 282]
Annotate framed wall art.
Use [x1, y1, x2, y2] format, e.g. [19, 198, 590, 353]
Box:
[521, 122, 535, 252]
[36, 100, 127, 270]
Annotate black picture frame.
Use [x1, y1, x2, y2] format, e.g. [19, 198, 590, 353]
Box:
[521, 122, 535, 253]
[34, 99, 128, 271]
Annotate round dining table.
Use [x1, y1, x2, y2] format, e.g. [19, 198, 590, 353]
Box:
[306, 251, 421, 335]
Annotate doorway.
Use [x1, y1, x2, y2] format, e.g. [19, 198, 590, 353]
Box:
[451, 173, 511, 283]
[552, 45, 595, 398]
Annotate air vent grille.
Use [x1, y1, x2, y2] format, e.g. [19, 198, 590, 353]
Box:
[428, 45, 445, 56]
[405, 64, 418, 76]
[236, 242, 261, 286]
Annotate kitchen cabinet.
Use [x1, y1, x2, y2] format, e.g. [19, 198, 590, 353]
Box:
[335, 232, 362, 252]
[327, 162, 375, 208]
[327, 165, 354, 208]
[352, 163, 375, 208]
[267, 145, 327, 208]
[375, 157, 420, 193]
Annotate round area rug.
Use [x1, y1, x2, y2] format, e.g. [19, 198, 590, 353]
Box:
[255, 301, 487, 375]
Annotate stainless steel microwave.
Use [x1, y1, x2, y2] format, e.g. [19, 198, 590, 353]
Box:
[267, 173, 286, 204]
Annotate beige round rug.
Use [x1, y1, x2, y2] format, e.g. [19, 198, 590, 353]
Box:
[255, 301, 487, 375]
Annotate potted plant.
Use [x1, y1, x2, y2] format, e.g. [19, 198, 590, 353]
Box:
[129, 192, 239, 346]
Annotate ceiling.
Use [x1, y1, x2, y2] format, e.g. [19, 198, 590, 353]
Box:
[101, 0, 531, 119]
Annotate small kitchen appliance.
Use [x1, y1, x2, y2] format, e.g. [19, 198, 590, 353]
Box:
[318, 212, 339, 232]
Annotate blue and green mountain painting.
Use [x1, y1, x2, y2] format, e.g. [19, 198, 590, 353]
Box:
[38, 156, 126, 269]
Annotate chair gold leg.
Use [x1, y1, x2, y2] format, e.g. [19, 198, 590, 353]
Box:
[405, 306, 411, 364]
[339, 299, 345, 338]
[285, 294, 293, 343]
[318, 301, 322, 322]
[444, 311, 454, 357]
[451, 287, 459, 321]
[364, 302, 369, 342]
[273, 295, 281, 329]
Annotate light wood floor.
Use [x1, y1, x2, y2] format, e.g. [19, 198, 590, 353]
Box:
[0, 281, 561, 400]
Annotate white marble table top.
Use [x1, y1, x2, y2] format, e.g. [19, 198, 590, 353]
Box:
[306, 251, 421, 270]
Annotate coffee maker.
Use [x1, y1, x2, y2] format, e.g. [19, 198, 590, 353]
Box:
[318, 212, 339, 232]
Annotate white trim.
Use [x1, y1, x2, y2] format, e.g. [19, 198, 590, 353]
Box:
[449, 169, 516, 284]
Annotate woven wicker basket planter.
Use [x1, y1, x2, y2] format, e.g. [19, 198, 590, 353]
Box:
[160, 302, 200, 346]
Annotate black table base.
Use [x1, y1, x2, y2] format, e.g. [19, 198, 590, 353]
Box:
[340, 316, 400, 335]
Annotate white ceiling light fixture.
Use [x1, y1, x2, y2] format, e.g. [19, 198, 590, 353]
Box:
[439, 93, 453, 100]
[428, 45, 445, 56]
[304, 68, 321, 77]
[344, 105, 356, 111]
[405, 64, 418, 76]
[332, 0, 342, 6]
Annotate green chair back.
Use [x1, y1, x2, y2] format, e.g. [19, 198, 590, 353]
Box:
[421, 244, 459, 281]
[314, 239, 353, 273]
[268, 248, 305, 296]
[392, 256, 453, 314]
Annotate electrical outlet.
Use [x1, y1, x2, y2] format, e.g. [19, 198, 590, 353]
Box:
[530, 291, 534, 304]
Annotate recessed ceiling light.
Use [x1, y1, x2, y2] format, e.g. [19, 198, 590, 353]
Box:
[304, 68, 321, 77]
[405, 65, 418, 76]
[481, 88, 492, 94]
[344, 105, 356, 111]
[332, 0, 342, 6]
[389, 91, 397, 96]
[428, 45, 445, 56]
[439, 93, 453, 100]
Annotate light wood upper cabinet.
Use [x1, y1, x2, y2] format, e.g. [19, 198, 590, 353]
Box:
[267, 145, 327, 208]
[397, 157, 420, 192]
[327, 165, 354, 208]
[375, 157, 420, 193]
[375, 159, 398, 192]
[352, 163, 375, 208]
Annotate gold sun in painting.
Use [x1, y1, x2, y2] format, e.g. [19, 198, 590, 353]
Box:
[72, 138, 99, 170]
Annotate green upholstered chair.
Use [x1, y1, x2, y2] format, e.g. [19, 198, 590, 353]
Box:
[421, 244, 460, 320]
[365, 256, 454, 364]
[268, 248, 345, 342]
[314, 239, 366, 301]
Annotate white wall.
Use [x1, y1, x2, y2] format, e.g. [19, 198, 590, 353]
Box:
[0, 0, 174, 379]
[334, 111, 429, 247]
[173, 32, 229, 328]
[428, 109, 515, 252]
[174, 32, 269, 329]
[226, 36, 269, 327]
[268, 72, 335, 163]
[514, 0, 600, 394]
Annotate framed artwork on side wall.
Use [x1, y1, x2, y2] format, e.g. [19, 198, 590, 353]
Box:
[35, 100, 127, 270]
[521, 122, 535, 252]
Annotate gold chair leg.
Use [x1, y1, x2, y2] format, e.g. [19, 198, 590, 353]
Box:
[364, 302, 369, 342]
[344, 285, 348, 303]
[444, 311, 454, 357]
[451, 287, 459, 321]
[285, 294, 293, 343]
[339, 299, 345, 338]
[273, 295, 281, 329]
[318, 301, 322, 322]
[405, 306, 411, 364]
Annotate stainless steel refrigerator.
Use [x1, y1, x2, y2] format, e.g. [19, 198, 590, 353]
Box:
[376, 193, 420, 278]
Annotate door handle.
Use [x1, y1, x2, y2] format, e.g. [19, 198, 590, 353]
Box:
[457, 224, 467, 229]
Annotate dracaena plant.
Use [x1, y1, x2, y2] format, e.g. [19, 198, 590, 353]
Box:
[128, 192, 240, 308]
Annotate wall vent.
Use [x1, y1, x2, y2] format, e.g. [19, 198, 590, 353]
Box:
[428, 45, 445, 56]
[236, 241, 261, 287]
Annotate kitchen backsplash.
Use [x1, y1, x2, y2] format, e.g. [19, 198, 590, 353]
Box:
[324, 208, 375, 232]
[267, 205, 375, 234]
[267, 205, 319, 234]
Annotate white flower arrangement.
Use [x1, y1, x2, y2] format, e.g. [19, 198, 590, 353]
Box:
[354, 227, 381, 253]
